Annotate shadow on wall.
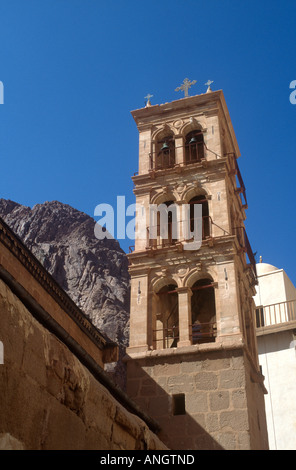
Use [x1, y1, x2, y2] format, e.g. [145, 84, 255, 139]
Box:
[126, 355, 226, 450]
[258, 329, 296, 355]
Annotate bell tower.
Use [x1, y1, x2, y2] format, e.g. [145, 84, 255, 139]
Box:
[126, 87, 269, 450]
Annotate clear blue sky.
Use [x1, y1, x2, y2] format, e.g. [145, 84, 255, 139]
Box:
[0, 0, 296, 283]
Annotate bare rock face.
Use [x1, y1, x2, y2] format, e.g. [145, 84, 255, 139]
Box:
[0, 199, 130, 384]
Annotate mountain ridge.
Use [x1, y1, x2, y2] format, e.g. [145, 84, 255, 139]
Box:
[0, 198, 130, 386]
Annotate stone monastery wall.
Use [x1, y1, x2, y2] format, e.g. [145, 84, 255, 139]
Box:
[0, 278, 166, 450]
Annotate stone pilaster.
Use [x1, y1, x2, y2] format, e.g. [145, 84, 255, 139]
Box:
[176, 286, 192, 347]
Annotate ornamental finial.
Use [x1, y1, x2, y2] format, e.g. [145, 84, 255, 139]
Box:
[175, 78, 197, 97]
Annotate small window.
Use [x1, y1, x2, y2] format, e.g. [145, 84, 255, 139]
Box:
[172, 393, 185, 415]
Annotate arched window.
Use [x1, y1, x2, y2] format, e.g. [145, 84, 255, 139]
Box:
[185, 130, 204, 164]
[191, 278, 216, 344]
[148, 199, 178, 249]
[157, 200, 178, 247]
[154, 283, 179, 349]
[189, 196, 211, 239]
[156, 135, 175, 170]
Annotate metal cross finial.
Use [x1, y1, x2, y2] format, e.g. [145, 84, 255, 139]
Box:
[205, 80, 213, 92]
[144, 93, 153, 106]
[175, 78, 197, 97]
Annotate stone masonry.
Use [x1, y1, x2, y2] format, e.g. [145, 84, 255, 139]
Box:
[126, 90, 269, 450]
[0, 278, 166, 450]
[126, 342, 268, 450]
[0, 216, 166, 450]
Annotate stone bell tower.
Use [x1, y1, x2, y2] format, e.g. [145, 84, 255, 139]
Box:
[125, 85, 269, 450]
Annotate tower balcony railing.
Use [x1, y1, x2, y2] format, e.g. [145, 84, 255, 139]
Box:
[190, 322, 217, 344]
[146, 215, 213, 249]
[153, 326, 180, 349]
[148, 144, 247, 171]
[148, 142, 217, 171]
[131, 218, 251, 258]
[233, 226, 257, 278]
[152, 322, 218, 349]
[256, 299, 296, 331]
[140, 148, 247, 214]
[148, 148, 248, 222]
[151, 148, 176, 170]
[145, 215, 233, 251]
[225, 152, 248, 209]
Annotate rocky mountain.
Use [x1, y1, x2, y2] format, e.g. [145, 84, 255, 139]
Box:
[0, 199, 130, 385]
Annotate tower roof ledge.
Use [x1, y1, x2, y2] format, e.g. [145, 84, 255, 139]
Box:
[131, 90, 240, 158]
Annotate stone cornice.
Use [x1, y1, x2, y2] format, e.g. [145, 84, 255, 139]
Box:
[124, 337, 267, 394]
[132, 160, 228, 195]
[131, 90, 240, 159]
[131, 92, 220, 129]
[128, 235, 237, 270]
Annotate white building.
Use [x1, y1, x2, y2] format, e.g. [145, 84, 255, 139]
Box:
[254, 260, 296, 450]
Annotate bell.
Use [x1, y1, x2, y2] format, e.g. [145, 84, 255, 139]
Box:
[161, 142, 169, 151]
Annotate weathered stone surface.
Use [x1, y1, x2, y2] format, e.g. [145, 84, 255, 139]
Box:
[0, 434, 24, 450]
[0, 278, 166, 450]
[126, 347, 268, 450]
[195, 371, 218, 391]
[209, 391, 230, 411]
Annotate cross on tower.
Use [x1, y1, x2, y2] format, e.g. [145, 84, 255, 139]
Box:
[175, 78, 197, 97]
[144, 94, 153, 106]
[205, 80, 213, 92]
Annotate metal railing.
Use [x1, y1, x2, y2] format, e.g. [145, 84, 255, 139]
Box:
[152, 322, 217, 349]
[233, 226, 257, 277]
[190, 322, 217, 344]
[149, 142, 209, 171]
[153, 148, 176, 170]
[145, 146, 246, 215]
[153, 325, 179, 349]
[225, 152, 248, 208]
[184, 142, 205, 164]
[146, 215, 213, 249]
[256, 299, 296, 329]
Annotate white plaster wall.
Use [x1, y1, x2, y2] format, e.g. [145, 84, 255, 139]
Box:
[255, 263, 296, 449]
[258, 331, 296, 450]
[254, 265, 296, 326]
[255, 270, 287, 307]
[254, 264, 296, 307]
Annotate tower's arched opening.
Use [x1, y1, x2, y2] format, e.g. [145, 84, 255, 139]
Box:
[189, 195, 211, 239]
[185, 130, 204, 164]
[154, 283, 179, 349]
[158, 200, 178, 247]
[191, 278, 216, 344]
[156, 134, 175, 170]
